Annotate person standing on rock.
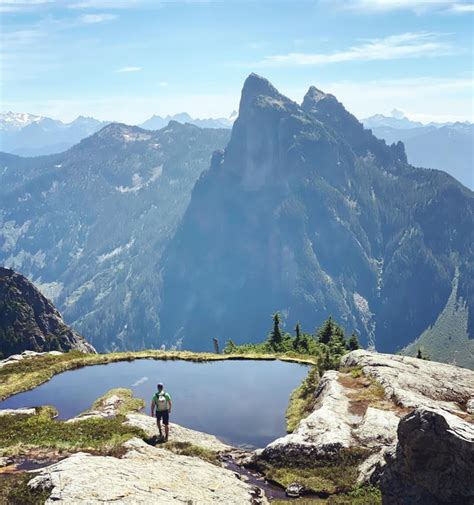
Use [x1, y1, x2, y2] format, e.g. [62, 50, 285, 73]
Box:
[150, 382, 172, 442]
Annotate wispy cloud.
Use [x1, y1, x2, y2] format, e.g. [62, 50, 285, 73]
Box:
[116, 66, 142, 73]
[450, 3, 474, 12]
[68, 0, 156, 9]
[0, 0, 158, 11]
[0, 0, 55, 12]
[80, 13, 117, 23]
[260, 32, 454, 66]
[327, 0, 474, 14]
[80, 14, 118, 25]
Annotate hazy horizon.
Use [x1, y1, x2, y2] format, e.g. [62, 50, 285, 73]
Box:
[1, 0, 473, 124]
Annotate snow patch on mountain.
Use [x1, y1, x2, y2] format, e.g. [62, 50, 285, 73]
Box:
[115, 166, 163, 193]
[97, 239, 135, 264]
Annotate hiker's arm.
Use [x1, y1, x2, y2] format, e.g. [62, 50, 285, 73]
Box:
[150, 399, 155, 417]
[168, 399, 172, 414]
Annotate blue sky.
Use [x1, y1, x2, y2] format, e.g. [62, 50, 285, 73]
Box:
[1, 0, 473, 123]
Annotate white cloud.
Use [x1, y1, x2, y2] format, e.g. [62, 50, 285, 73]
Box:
[68, 0, 156, 9]
[450, 3, 474, 12]
[116, 66, 142, 73]
[0, 0, 55, 12]
[260, 32, 454, 66]
[80, 13, 117, 23]
[329, 0, 474, 14]
[0, 0, 158, 11]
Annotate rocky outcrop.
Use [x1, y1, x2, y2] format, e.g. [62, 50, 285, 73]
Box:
[0, 268, 96, 358]
[262, 369, 399, 465]
[66, 387, 232, 454]
[341, 349, 474, 416]
[260, 350, 474, 503]
[0, 350, 64, 369]
[0, 407, 37, 416]
[125, 412, 232, 453]
[379, 408, 474, 505]
[28, 438, 267, 504]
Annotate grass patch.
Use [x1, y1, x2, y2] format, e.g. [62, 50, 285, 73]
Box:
[349, 367, 363, 379]
[163, 441, 219, 465]
[0, 473, 51, 505]
[0, 406, 146, 457]
[270, 484, 382, 504]
[89, 388, 145, 416]
[0, 350, 318, 402]
[261, 448, 372, 497]
[286, 366, 320, 433]
[353, 377, 385, 403]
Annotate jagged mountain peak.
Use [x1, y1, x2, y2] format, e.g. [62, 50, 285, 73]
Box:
[302, 85, 333, 106]
[242, 73, 278, 94]
[160, 74, 473, 365]
[239, 73, 295, 114]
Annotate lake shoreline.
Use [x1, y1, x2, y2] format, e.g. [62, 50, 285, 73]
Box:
[0, 349, 317, 402]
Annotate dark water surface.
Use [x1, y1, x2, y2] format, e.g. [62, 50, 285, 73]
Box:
[0, 359, 309, 448]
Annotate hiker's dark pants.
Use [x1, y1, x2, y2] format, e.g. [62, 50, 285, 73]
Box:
[156, 410, 169, 426]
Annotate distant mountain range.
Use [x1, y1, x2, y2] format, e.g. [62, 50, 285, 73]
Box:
[0, 112, 109, 157]
[362, 112, 473, 189]
[139, 111, 236, 131]
[0, 111, 235, 157]
[2, 109, 470, 190]
[1, 85, 472, 366]
[0, 121, 230, 351]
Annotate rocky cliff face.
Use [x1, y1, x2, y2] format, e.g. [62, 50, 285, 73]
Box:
[0, 267, 95, 358]
[160, 74, 474, 364]
[260, 350, 474, 503]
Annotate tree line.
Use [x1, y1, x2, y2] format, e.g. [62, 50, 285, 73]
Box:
[223, 313, 361, 370]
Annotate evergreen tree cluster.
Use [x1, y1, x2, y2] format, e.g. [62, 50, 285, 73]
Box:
[223, 314, 361, 369]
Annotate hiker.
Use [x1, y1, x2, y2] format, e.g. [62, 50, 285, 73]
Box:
[150, 382, 172, 441]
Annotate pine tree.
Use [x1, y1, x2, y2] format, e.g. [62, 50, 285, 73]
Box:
[317, 316, 334, 345]
[348, 332, 361, 351]
[300, 334, 310, 353]
[268, 313, 283, 350]
[416, 348, 423, 359]
[293, 322, 302, 351]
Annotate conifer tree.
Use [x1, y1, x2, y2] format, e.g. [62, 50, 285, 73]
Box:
[317, 316, 334, 344]
[293, 322, 302, 351]
[348, 332, 361, 351]
[268, 312, 283, 350]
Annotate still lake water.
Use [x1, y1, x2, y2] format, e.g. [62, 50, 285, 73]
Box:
[0, 359, 309, 448]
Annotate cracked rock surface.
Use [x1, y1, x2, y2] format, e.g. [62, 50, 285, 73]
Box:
[28, 438, 267, 504]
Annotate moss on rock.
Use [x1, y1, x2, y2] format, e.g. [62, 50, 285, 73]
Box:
[286, 366, 320, 432]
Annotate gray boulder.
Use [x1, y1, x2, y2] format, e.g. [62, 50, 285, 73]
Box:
[379, 407, 474, 504]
